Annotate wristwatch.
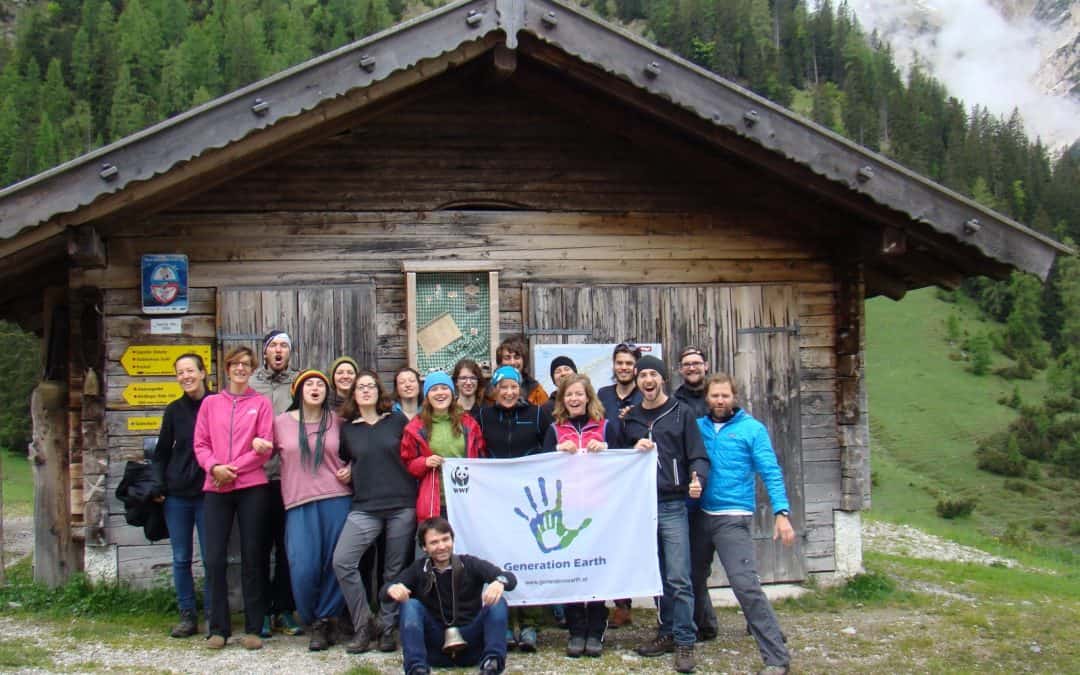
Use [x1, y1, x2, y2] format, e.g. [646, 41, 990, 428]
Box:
[495, 575, 509, 585]
[775, 510, 790, 518]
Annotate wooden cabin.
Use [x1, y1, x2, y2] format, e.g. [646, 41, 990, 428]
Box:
[0, 0, 1067, 590]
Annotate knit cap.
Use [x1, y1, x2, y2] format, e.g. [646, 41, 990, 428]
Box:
[635, 355, 668, 382]
[491, 365, 522, 386]
[422, 371, 455, 398]
[549, 356, 578, 380]
[291, 369, 330, 398]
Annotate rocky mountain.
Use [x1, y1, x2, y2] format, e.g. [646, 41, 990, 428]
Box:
[851, 0, 1080, 149]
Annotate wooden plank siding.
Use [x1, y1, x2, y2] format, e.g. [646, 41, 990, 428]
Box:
[78, 83, 855, 585]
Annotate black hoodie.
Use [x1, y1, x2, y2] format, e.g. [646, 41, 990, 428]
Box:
[152, 393, 207, 498]
[622, 397, 709, 501]
[477, 399, 553, 459]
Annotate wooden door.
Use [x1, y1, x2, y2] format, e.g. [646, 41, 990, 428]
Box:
[217, 284, 378, 379]
[523, 283, 805, 583]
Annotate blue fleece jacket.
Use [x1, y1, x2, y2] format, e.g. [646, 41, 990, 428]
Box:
[697, 408, 789, 514]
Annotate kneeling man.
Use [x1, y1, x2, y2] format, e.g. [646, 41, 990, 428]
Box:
[384, 517, 517, 675]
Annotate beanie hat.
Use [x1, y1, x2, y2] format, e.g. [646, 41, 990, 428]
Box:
[635, 355, 668, 382]
[492, 365, 522, 386]
[291, 369, 329, 398]
[263, 329, 292, 352]
[549, 356, 578, 380]
[422, 371, 455, 398]
[329, 356, 359, 379]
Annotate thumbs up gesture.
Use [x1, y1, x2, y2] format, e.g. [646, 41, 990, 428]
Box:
[688, 471, 702, 499]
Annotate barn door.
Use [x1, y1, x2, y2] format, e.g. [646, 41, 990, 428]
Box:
[217, 284, 378, 381]
[523, 283, 804, 583]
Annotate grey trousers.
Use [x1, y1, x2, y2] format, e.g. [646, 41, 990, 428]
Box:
[691, 512, 790, 667]
[332, 507, 416, 632]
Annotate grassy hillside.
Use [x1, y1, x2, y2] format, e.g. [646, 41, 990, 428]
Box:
[866, 288, 1080, 562]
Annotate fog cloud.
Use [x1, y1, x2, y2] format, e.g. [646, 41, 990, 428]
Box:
[850, 0, 1080, 148]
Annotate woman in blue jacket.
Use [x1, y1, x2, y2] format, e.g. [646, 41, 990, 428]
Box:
[692, 373, 793, 675]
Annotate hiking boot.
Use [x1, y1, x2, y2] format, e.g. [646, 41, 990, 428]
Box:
[308, 618, 330, 651]
[584, 636, 603, 657]
[552, 604, 567, 629]
[757, 666, 790, 675]
[636, 632, 675, 657]
[674, 644, 695, 673]
[610, 605, 633, 627]
[259, 615, 273, 638]
[240, 634, 263, 650]
[344, 624, 371, 653]
[378, 626, 397, 652]
[277, 612, 303, 635]
[170, 610, 198, 638]
[517, 626, 537, 652]
[205, 634, 227, 650]
[566, 635, 585, 657]
[478, 656, 500, 674]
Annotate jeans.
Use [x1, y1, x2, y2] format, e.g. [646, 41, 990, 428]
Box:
[656, 499, 696, 645]
[399, 597, 508, 674]
[285, 496, 351, 625]
[333, 507, 416, 632]
[163, 495, 208, 615]
[204, 485, 270, 637]
[693, 513, 789, 666]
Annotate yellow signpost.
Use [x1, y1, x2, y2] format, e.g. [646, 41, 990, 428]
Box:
[120, 345, 212, 375]
[126, 417, 162, 432]
[123, 382, 183, 407]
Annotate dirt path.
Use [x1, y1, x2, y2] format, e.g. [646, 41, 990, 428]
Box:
[0, 517, 1067, 673]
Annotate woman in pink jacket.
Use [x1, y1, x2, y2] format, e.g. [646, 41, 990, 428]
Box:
[194, 346, 275, 651]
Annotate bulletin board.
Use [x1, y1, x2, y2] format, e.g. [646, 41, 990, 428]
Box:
[404, 262, 500, 375]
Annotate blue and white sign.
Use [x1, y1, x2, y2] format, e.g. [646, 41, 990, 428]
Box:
[444, 451, 661, 606]
[533, 343, 663, 394]
[141, 254, 189, 315]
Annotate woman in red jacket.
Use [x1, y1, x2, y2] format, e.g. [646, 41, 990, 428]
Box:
[399, 371, 485, 522]
[542, 373, 620, 658]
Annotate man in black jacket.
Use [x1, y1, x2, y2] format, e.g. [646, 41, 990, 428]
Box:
[384, 517, 517, 675]
[622, 355, 710, 674]
[673, 346, 710, 419]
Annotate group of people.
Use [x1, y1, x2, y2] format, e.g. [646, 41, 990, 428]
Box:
[150, 332, 795, 675]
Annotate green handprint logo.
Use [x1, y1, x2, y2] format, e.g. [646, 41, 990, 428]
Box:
[513, 477, 592, 554]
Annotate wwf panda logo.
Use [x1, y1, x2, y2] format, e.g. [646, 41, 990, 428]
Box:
[450, 465, 470, 487]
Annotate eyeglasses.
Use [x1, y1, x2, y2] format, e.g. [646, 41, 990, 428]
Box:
[456, 376, 479, 382]
[614, 341, 641, 358]
[229, 362, 253, 370]
[355, 383, 378, 391]
[680, 361, 706, 369]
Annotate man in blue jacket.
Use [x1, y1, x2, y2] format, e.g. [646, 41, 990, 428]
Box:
[692, 373, 793, 675]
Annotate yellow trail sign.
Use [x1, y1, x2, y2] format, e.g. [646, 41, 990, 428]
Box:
[120, 345, 212, 376]
[123, 382, 183, 407]
[127, 417, 162, 432]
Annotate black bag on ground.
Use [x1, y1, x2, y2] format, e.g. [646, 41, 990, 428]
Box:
[115, 460, 169, 542]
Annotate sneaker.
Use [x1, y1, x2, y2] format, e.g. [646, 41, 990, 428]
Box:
[674, 644, 695, 673]
[170, 610, 198, 638]
[584, 636, 603, 657]
[259, 615, 273, 638]
[277, 612, 303, 636]
[504, 627, 518, 651]
[205, 634, 227, 650]
[308, 618, 330, 651]
[344, 624, 371, 654]
[240, 634, 264, 650]
[478, 656, 500, 674]
[377, 626, 397, 652]
[757, 667, 790, 675]
[636, 633, 675, 657]
[610, 605, 633, 627]
[517, 626, 537, 653]
[566, 635, 585, 658]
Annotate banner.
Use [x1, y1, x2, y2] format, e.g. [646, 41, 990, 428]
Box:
[444, 450, 661, 606]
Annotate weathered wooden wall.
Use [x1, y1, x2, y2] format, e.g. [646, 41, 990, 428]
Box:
[68, 81, 861, 584]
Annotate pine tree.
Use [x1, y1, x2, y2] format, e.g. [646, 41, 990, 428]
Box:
[109, 64, 147, 139]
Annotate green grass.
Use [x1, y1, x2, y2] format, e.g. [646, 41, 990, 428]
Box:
[865, 287, 1080, 561]
[2, 447, 33, 516]
[0, 638, 52, 669]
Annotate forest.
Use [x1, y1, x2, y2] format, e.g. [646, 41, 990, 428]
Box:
[0, 0, 1078, 474]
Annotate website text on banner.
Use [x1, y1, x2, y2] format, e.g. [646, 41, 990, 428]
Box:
[443, 451, 661, 606]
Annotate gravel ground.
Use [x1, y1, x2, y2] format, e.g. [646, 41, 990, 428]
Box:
[0, 518, 1056, 673]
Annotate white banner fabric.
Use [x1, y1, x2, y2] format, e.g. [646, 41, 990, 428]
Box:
[443, 450, 661, 606]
